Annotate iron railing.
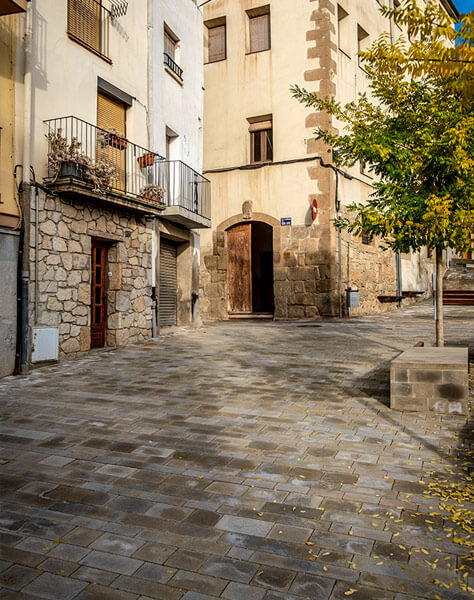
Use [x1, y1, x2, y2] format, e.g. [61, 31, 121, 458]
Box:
[44, 116, 210, 219]
[67, 0, 111, 61]
[164, 52, 183, 81]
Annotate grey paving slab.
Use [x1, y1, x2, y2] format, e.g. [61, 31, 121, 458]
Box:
[0, 303, 472, 599]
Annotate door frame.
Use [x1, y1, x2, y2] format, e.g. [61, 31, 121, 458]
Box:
[91, 239, 108, 348]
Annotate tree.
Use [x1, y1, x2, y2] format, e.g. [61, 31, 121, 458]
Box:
[292, 0, 474, 347]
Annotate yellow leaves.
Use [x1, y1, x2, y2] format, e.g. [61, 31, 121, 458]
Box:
[323, 565, 328, 572]
[344, 589, 358, 596]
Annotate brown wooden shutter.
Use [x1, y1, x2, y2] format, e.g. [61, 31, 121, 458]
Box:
[208, 25, 226, 62]
[68, 0, 101, 53]
[249, 13, 270, 53]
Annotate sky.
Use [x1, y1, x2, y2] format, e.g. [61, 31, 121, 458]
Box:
[453, 0, 473, 14]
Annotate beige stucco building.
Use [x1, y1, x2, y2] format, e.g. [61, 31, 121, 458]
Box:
[200, 0, 458, 321]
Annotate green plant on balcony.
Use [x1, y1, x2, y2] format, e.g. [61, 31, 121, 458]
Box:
[46, 130, 115, 194]
[139, 184, 165, 205]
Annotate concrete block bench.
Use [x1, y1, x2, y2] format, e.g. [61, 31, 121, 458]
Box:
[390, 347, 469, 415]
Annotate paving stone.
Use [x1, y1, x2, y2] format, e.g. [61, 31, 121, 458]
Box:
[329, 581, 396, 600]
[216, 515, 274, 537]
[74, 583, 139, 599]
[0, 565, 39, 590]
[38, 557, 78, 576]
[23, 572, 88, 599]
[165, 549, 207, 571]
[91, 534, 144, 557]
[221, 581, 266, 600]
[80, 550, 143, 575]
[251, 565, 296, 591]
[132, 543, 177, 565]
[267, 523, 313, 544]
[71, 565, 119, 586]
[289, 572, 335, 599]
[168, 569, 228, 596]
[199, 555, 258, 584]
[47, 543, 90, 562]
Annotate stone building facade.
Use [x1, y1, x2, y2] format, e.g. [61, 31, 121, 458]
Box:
[31, 196, 152, 356]
[200, 0, 457, 321]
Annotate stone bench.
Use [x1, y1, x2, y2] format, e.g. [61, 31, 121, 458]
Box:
[390, 347, 469, 415]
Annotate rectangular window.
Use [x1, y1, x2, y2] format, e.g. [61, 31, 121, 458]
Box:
[361, 233, 371, 245]
[357, 25, 369, 68]
[249, 119, 273, 164]
[338, 5, 350, 57]
[248, 6, 270, 53]
[164, 26, 183, 81]
[67, 0, 110, 60]
[207, 22, 226, 63]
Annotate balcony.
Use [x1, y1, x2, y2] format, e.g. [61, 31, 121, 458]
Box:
[44, 116, 211, 228]
[0, 0, 27, 16]
[164, 52, 183, 82]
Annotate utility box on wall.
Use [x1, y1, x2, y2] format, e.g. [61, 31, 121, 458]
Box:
[346, 288, 360, 309]
[31, 327, 59, 363]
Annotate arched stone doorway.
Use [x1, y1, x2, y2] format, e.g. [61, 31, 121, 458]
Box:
[227, 221, 274, 315]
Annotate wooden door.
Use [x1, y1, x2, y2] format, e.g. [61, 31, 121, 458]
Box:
[97, 92, 126, 191]
[227, 223, 252, 313]
[91, 241, 107, 348]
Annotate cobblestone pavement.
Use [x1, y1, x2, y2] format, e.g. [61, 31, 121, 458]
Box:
[0, 302, 473, 600]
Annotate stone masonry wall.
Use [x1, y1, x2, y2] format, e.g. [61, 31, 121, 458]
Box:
[30, 193, 152, 358]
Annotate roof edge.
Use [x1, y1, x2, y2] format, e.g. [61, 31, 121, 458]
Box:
[440, 0, 460, 21]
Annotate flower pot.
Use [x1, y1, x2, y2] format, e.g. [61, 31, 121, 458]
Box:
[59, 161, 83, 180]
[138, 152, 155, 168]
[108, 134, 127, 150]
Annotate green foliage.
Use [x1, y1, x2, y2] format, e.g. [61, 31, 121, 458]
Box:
[291, 2, 474, 255]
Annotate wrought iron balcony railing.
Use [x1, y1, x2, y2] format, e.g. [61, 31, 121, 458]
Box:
[164, 52, 183, 81]
[67, 0, 111, 61]
[44, 116, 210, 221]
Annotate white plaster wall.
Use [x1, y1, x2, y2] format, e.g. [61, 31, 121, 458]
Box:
[15, 0, 204, 179]
[151, 0, 204, 172]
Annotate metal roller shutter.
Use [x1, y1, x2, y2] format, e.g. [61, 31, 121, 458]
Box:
[159, 238, 178, 328]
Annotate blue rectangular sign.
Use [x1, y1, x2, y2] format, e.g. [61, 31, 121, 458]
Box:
[280, 217, 292, 226]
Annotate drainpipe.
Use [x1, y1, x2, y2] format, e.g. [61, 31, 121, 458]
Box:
[151, 217, 158, 338]
[19, 0, 34, 372]
[335, 170, 343, 318]
[146, 0, 153, 148]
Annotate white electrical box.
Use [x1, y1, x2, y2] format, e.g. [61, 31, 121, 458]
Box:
[31, 327, 59, 363]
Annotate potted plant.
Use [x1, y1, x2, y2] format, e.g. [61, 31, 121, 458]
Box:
[101, 128, 128, 150]
[46, 130, 115, 194]
[139, 184, 165, 205]
[138, 152, 156, 168]
[46, 130, 84, 180]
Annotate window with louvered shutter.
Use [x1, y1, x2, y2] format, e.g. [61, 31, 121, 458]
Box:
[68, 0, 101, 54]
[97, 92, 127, 191]
[208, 25, 226, 63]
[249, 13, 270, 53]
[164, 30, 176, 61]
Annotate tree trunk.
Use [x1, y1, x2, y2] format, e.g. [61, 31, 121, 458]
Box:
[435, 247, 444, 347]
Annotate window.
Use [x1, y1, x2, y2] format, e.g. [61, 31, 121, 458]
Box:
[164, 25, 183, 81]
[361, 233, 371, 245]
[67, 0, 110, 60]
[205, 18, 226, 63]
[338, 5, 350, 57]
[357, 25, 369, 68]
[247, 6, 270, 53]
[249, 118, 273, 164]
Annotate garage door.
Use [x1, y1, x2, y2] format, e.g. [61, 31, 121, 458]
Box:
[159, 238, 178, 328]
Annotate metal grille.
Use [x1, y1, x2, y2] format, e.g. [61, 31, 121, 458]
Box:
[159, 239, 178, 328]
